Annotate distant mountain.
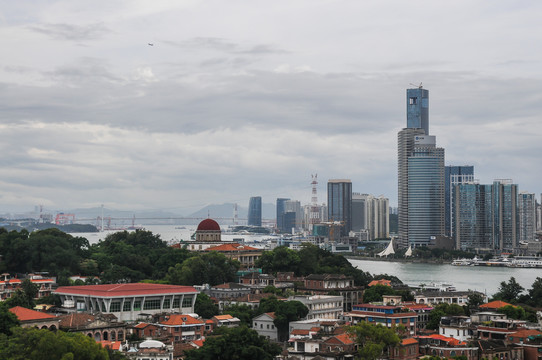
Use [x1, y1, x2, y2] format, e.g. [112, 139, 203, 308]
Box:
[188, 202, 276, 221]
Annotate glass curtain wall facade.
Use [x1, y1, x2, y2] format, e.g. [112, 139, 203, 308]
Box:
[327, 179, 352, 238]
[276, 198, 290, 233]
[518, 192, 536, 242]
[445, 166, 475, 239]
[248, 196, 262, 226]
[407, 88, 429, 135]
[407, 145, 445, 246]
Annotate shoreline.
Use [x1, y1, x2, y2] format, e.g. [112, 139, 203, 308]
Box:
[344, 255, 447, 264]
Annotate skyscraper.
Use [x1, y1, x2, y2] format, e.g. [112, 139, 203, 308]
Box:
[445, 165, 475, 239]
[407, 135, 445, 246]
[248, 196, 262, 227]
[518, 192, 536, 242]
[407, 87, 429, 135]
[352, 193, 389, 240]
[398, 86, 445, 248]
[327, 179, 352, 238]
[455, 180, 518, 251]
[276, 198, 290, 232]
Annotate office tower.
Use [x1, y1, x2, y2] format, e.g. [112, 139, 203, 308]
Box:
[276, 198, 290, 232]
[397, 128, 425, 248]
[518, 192, 536, 242]
[407, 135, 445, 246]
[284, 200, 302, 232]
[445, 165, 475, 238]
[375, 196, 390, 239]
[537, 195, 542, 231]
[327, 179, 352, 238]
[398, 86, 446, 248]
[455, 180, 518, 251]
[248, 196, 262, 226]
[282, 212, 297, 234]
[407, 87, 429, 135]
[352, 193, 369, 232]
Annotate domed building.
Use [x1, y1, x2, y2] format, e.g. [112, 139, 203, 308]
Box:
[195, 218, 221, 242]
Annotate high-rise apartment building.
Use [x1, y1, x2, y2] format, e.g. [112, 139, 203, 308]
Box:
[445, 165, 475, 239]
[352, 193, 389, 240]
[518, 192, 536, 242]
[284, 200, 303, 232]
[276, 198, 290, 232]
[455, 180, 518, 251]
[537, 195, 542, 232]
[398, 87, 445, 248]
[327, 179, 352, 238]
[248, 196, 262, 227]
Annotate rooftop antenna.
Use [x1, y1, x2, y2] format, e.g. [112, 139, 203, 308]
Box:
[410, 82, 423, 89]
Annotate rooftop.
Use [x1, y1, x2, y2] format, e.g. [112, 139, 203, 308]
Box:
[9, 306, 56, 321]
[55, 283, 197, 297]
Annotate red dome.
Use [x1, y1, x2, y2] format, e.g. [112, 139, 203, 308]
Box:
[197, 219, 221, 231]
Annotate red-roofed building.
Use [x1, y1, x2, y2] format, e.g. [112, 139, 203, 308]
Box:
[323, 333, 357, 354]
[133, 322, 160, 339]
[9, 306, 60, 330]
[205, 243, 262, 268]
[54, 283, 198, 321]
[98, 341, 122, 351]
[417, 334, 478, 360]
[211, 314, 241, 328]
[1, 273, 56, 301]
[159, 314, 204, 342]
[389, 338, 419, 360]
[368, 279, 392, 287]
[480, 300, 515, 311]
[58, 313, 127, 342]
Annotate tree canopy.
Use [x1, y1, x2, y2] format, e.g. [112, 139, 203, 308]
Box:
[492, 277, 524, 304]
[348, 322, 400, 360]
[184, 326, 281, 360]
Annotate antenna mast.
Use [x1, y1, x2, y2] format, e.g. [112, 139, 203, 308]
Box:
[309, 174, 320, 226]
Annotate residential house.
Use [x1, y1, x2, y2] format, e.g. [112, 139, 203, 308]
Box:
[159, 314, 204, 343]
[211, 314, 241, 328]
[343, 304, 417, 336]
[289, 294, 344, 320]
[252, 312, 278, 341]
[439, 316, 473, 341]
[9, 306, 60, 330]
[417, 334, 479, 360]
[476, 319, 528, 341]
[204, 243, 262, 268]
[58, 312, 127, 342]
[302, 274, 363, 312]
[389, 338, 419, 360]
[239, 272, 276, 288]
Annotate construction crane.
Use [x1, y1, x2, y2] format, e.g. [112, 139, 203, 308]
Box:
[410, 82, 423, 89]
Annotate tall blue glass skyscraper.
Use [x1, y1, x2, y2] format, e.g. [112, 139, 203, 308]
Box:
[407, 87, 429, 135]
[276, 198, 290, 233]
[248, 196, 262, 227]
[327, 179, 352, 238]
[398, 87, 445, 248]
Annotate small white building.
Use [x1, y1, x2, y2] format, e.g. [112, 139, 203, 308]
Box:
[439, 316, 472, 341]
[288, 295, 344, 320]
[252, 312, 278, 341]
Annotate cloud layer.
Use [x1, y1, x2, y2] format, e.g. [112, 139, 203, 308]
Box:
[1, 1, 541, 214]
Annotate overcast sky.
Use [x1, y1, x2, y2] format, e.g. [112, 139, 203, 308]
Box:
[1, 1, 541, 215]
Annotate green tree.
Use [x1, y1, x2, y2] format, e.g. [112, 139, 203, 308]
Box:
[256, 246, 301, 274]
[497, 305, 526, 320]
[5, 279, 39, 309]
[0, 327, 111, 360]
[194, 293, 218, 319]
[467, 292, 485, 310]
[0, 302, 20, 335]
[348, 322, 400, 360]
[363, 284, 396, 303]
[426, 303, 466, 330]
[166, 252, 239, 286]
[256, 296, 308, 341]
[223, 304, 256, 326]
[492, 277, 524, 303]
[526, 277, 542, 307]
[184, 326, 281, 360]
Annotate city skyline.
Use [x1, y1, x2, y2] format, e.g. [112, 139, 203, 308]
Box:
[1, 2, 542, 214]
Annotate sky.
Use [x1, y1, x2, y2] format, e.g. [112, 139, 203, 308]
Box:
[1, 1, 541, 216]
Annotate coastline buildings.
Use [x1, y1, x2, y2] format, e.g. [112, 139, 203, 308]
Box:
[445, 166, 475, 239]
[398, 87, 445, 248]
[327, 179, 352, 238]
[248, 196, 262, 227]
[454, 180, 518, 251]
[518, 192, 536, 242]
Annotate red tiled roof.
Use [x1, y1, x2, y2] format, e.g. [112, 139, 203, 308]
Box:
[510, 329, 542, 338]
[99, 341, 121, 350]
[327, 333, 355, 345]
[197, 218, 221, 231]
[480, 300, 514, 309]
[368, 279, 391, 287]
[9, 306, 56, 321]
[348, 310, 417, 318]
[205, 243, 258, 252]
[161, 314, 203, 326]
[54, 283, 197, 297]
[291, 329, 310, 336]
[191, 339, 205, 347]
[402, 338, 418, 345]
[265, 312, 276, 319]
[419, 334, 466, 346]
[58, 313, 96, 328]
[134, 322, 153, 329]
[213, 315, 234, 320]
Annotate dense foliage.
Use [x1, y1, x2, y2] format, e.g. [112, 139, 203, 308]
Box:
[426, 303, 466, 330]
[184, 326, 281, 360]
[348, 322, 400, 360]
[491, 277, 524, 304]
[256, 244, 372, 286]
[0, 327, 114, 360]
[194, 293, 219, 319]
[257, 296, 309, 341]
[0, 303, 20, 336]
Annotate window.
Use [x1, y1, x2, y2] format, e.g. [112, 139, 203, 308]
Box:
[123, 301, 132, 312]
[163, 298, 170, 308]
[143, 299, 161, 310]
[182, 296, 194, 308]
[133, 301, 141, 311]
[409, 97, 417, 105]
[172, 297, 181, 308]
[110, 302, 121, 312]
[267, 324, 269, 329]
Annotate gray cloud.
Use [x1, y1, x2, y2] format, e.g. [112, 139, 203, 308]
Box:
[29, 22, 110, 42]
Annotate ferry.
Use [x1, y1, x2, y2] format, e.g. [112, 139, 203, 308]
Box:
[451, 256, 542, 268]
